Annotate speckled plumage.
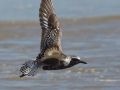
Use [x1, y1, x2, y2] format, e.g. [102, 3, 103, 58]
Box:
[20, 0, 87, 78]
[39, 0, 62, 57]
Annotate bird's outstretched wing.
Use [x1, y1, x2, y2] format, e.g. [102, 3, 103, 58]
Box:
[20, 0, 62, 77]
[38, 0, 62, 59]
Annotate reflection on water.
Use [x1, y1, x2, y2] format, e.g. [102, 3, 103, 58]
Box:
[0, 16, 120, 90]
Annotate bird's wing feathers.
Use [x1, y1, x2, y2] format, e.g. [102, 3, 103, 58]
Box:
[20, 0, 63, 77]
[44, 46, 62, 57]
[39, 0, 62, 58]
[40, 46, 64, 65]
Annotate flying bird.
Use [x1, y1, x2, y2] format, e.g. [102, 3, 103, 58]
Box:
[20, 0, 87, 78]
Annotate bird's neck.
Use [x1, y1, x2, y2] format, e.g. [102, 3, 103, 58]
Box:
[63, 55, 71, 66]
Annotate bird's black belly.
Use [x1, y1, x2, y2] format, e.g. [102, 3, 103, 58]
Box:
[42, 63, 76, 70]
[42, 65, 65, 70]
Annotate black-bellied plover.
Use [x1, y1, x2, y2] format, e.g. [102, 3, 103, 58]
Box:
[20, 0, 87, 78]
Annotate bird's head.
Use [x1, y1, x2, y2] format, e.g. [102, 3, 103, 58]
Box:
[70, 55, 87, 65]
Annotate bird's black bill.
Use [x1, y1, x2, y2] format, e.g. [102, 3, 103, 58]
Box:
[20, 74, 25, 78]
[79, 60, 87, 64]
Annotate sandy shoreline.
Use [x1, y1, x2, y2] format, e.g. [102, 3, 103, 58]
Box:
[0, 15, 120, 40]
[0, 15, 120, 26]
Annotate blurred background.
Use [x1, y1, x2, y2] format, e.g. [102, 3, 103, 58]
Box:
[0, 0, 120, 20]
[0, 0, 120, 90]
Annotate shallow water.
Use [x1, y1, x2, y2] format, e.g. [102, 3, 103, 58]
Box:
[0, 16, 120, 90]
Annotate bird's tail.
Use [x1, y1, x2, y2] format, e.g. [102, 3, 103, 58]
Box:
[20, 59, 40, 77]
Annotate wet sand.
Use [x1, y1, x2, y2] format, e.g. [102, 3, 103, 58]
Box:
[0, 16, 120, 90]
